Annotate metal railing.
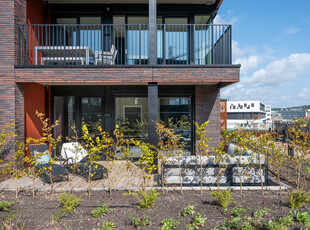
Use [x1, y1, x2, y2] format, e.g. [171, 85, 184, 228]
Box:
[17, 24, 231, 66]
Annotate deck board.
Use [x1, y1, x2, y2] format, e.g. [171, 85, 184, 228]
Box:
[0, 161, 155, 191]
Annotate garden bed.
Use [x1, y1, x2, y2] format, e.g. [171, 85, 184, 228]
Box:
[0, 189, 309, 229]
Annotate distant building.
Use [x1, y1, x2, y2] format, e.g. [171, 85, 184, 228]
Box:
[227, 101, 271, 130]
[276, 109, 306, 122]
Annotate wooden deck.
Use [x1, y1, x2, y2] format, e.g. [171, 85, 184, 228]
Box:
[0, 161, 156, 192]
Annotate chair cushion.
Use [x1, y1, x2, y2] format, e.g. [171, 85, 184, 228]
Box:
[34, 150, 51, 164]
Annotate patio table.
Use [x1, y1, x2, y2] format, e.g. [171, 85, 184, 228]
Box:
[35, 46, 95, 65]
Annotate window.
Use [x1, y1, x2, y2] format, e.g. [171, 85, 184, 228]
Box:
[81, 97, 102, 137]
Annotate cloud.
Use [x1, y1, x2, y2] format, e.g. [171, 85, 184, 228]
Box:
[232, 41, 274, 75]
[222, 53, 310, 107]
[299, 88, 310, 99]
[214, 14, 238, 25]
[282, 27, 299, 35]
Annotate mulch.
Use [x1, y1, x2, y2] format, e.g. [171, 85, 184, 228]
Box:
[0, 189, 309, 229]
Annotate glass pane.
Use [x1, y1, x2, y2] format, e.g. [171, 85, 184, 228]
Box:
[56, 18, 77, 46]
[194, 15, 211, 24]
[127, 17, 149, 65]
[194, 24, 213, 64]
[115, 98, 148, 141]
[159, 97, 192, 153]
[162, 18, 188, 64]
[80, 17, 102, 59]
[81, 97, 102, 137]
[54, 96, 75, 155]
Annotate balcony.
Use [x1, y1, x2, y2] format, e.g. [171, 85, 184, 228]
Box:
[16, 24, 232, 67]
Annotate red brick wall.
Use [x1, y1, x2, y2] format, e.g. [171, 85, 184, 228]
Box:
[14, 66, 240, 85]
[220, 99, 227, 131]
[27, 0, 45, 24]
[24, 83, 46, 140]
[195, 85, 221, 150]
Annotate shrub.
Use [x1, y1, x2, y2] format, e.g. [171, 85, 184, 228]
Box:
[58, 192, 82, 214]
[161, 218, 180, 230]
[128, 213, 151, 227]
[266, 214, 293, 230]
[179, 205, 195, 216]
[288, 189, 310, 208]
[97, 221, 115, 230]
[91, 204, 109, 218]
[124, 188, 160, 209]
[0, 200, 12, 211]
[211, 189, 232, 210]
[192, 213, 207, 229]
[294, 210, 310, 224]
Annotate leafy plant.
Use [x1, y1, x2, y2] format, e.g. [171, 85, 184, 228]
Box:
[1, 210, 23, 230]
[161, 218, 180, 230]
[124, 188, 160, 209]
[179, 205, 195, 216]
[294, 210, 310, 224]
[128, 213, 151, 227]
[195, 121, 212, 195]
[97, 221, 115, 230]
[91, 204, 109, 218]
[266, 213, 293, 230]
[52, 192, 82, 223]
[211, 189, 233, 211]
[0, 200, 13, 211]
[288, 189, 310, 208]
[191, 213, 207, 229]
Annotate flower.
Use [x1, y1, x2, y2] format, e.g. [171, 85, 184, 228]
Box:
[140, 218, 143, 222]
[243, 218, 245, 222]
[199, 224, 202, 227]
[117, 210, 120, 212]
[262, 200, 265, 206]
[267, 215, 270, 220]
[102, 196, 105, 200]
[110, 198, 113, 201]
[228, 218, 231, 221]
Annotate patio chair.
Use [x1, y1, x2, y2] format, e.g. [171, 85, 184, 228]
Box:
[60, 142, 107, 181]
[28, 144, 69, 185]
[95, 45, 118, 65]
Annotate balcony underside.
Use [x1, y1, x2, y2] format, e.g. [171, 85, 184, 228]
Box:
[14, 65, 240, 88]
[45, 0, 218, 5]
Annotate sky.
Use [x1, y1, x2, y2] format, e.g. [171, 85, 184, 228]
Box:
[216, 0, 310, 108]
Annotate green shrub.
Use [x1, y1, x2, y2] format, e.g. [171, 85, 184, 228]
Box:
[161, 218, 180, 230]
[192, 213, 207, 228]
[128, 213, 151, 227]
[288, 189, 310, 208]
[211, 189, 232, 210]
[0, 200, 12, 211]
[179, 205, 195, 216]
[58, 192, 82, 214]
[124, 189, 160, 209]
[266, 214, 293, 230]
[97, 221, 115, 230]
[294, 210, 310, 224]
[91, 204, 109, 218]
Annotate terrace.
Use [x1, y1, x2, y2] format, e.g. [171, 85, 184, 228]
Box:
[16, 23, 231, 67]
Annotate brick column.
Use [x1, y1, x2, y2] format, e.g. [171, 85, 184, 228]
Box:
[195, 85, 220, 151]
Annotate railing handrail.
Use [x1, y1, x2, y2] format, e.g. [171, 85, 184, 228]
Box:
[19, 23, 231, 26]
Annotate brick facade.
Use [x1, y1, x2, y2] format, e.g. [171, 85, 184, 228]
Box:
[195, 85, 221, 150]
[0, 0, 240, 158]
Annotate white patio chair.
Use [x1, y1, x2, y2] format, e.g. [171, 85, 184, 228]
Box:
[95, 45, 118, 65]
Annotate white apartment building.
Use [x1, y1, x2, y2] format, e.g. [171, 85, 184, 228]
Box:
[227, 101, 272, 130]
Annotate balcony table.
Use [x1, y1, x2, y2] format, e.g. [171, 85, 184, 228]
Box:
[35, 46, 95, 65]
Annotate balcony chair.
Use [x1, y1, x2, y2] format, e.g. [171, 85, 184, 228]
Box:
[28, 144, 69, 185]
[95, 45, 118, 65]
[60, 142, 107, 181]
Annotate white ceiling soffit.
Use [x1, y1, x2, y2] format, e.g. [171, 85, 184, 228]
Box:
[45, 0, 217, 4]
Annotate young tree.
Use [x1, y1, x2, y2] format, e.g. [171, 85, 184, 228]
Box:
[288, 120, 310, 189]
[132, 140, 157, 192]
[156, 122, 186, 194]
[195, 121, 212, 195]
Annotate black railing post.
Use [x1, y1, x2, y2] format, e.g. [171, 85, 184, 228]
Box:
[148, 0, 157, 65]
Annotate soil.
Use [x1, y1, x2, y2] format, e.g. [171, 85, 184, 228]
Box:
[0, 189, 309, 230]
